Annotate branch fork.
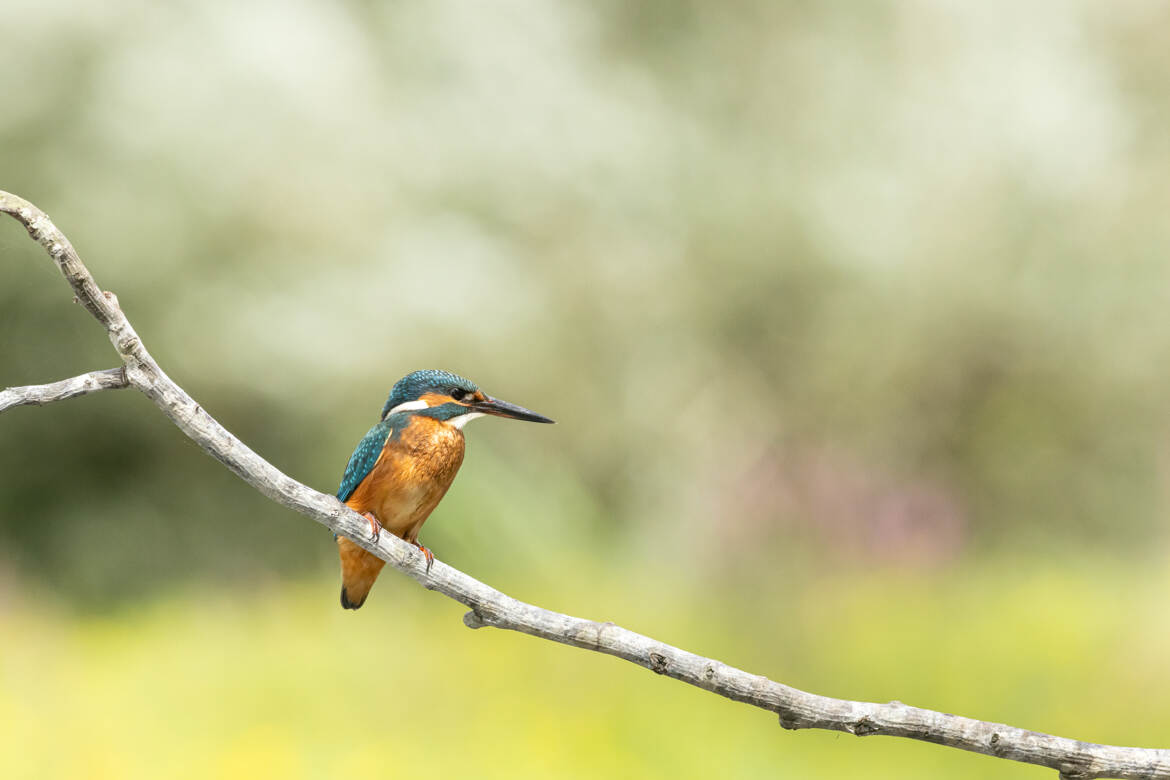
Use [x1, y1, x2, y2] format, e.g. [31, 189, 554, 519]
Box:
[2, 189, 1166, 779]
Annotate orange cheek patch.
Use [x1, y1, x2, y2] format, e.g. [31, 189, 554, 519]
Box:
[418, 390, 453, 409]
[420, 392, 455, 407]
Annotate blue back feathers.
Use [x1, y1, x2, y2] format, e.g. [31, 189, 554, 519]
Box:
[381, 369, 478, 418]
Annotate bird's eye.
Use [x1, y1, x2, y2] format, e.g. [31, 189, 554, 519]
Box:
[451, 389, 467, 401]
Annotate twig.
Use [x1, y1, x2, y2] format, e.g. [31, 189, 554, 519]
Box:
[1, 367, 128, 413]
[1, 189, 1166, 780]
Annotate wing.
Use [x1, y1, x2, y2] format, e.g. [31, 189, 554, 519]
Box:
[337, 421, 394, 502]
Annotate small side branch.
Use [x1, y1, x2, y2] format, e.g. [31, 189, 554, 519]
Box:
[2, 188, 1168, 780]
[0, 368, 128, 414]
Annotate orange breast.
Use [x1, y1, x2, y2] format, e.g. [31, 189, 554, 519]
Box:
[344, 416, 466, 542]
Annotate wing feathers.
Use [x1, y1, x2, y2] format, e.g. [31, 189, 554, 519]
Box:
[336, 421, 394, 502]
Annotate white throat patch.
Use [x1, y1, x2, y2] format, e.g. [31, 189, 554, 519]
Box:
[447, 412, 485, 430]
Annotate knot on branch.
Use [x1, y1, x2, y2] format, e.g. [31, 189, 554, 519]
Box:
[648, 651, 670, 674]
[1057, 751, 1095, 780]
[463, 609, 496, 630]
[778, 711, 803, 731]
[848, 716, 881, 737]
[116, 333, 138, 355]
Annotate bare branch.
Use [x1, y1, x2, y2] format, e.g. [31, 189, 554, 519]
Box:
[0, 368, 128, 413]
[2, 188, 1167, 780]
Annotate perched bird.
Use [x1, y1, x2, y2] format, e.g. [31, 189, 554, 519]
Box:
[335, 369, 553, 609]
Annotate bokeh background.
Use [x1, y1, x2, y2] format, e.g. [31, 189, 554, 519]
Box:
[4, 0, 1170, 777]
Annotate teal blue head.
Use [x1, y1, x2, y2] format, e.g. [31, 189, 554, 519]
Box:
[381, 369, 554, 428]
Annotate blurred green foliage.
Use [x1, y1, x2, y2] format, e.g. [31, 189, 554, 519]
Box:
[3, 0, 1170, 776]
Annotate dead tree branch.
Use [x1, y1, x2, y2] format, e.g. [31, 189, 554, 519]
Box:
[0, 367, 128, 412]
[1, 189, 1166, 780]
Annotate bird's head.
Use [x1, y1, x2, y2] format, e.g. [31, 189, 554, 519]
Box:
[381, 369, 554, 429]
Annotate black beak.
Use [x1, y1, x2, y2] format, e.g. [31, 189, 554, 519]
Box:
[473, 395, 555, 424]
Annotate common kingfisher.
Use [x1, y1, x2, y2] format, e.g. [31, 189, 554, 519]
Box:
[335, 369, 553, 609]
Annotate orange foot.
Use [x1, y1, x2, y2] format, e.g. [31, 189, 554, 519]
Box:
[362, 511, 382, 543]
[414, 542, 434, 574]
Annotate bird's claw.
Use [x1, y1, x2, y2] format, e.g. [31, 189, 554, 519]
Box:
[362, 512, 382, 543]
[415, 542, 434, 574]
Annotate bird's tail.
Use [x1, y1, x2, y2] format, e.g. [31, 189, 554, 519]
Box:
[337, 536, 387, 610]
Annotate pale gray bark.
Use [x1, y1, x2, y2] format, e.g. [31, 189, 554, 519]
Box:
[1, 189, 1166, 780]
[1, 367, 128, 412]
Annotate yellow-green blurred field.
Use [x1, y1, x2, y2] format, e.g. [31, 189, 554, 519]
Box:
[4, 557, 1169, 779]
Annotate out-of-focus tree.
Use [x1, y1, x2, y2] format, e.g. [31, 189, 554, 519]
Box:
[4, 0, 1170, 602]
